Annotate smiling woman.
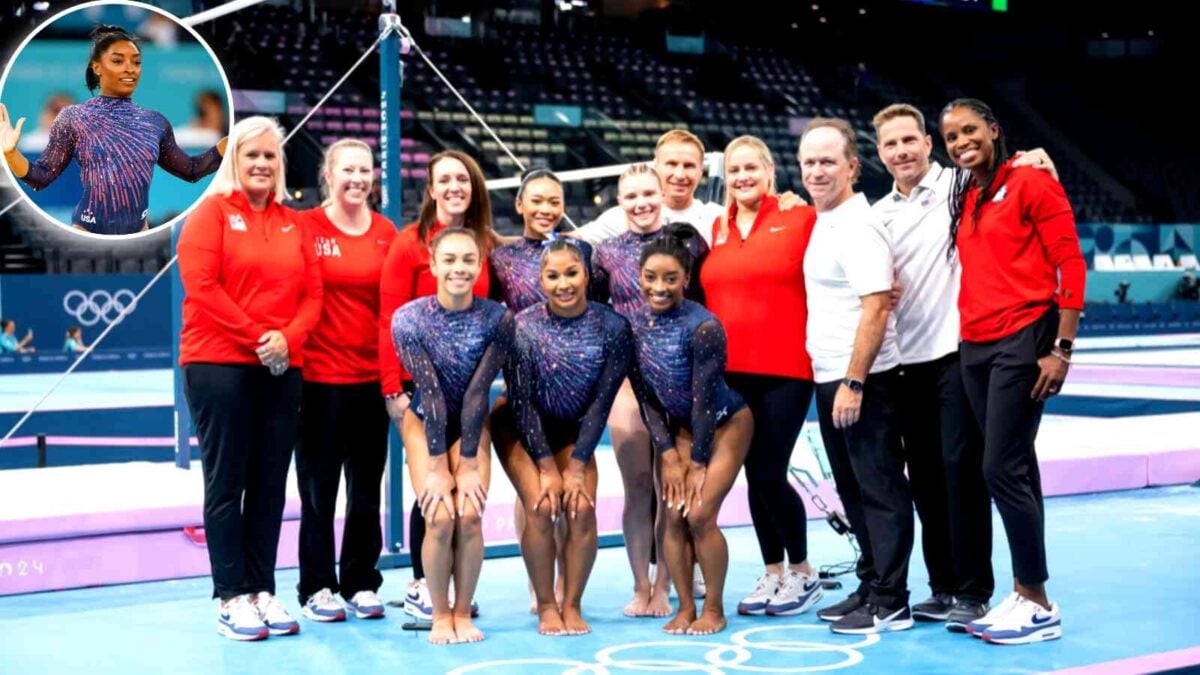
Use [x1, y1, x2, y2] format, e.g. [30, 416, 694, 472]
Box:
[0, 17, 229, 236]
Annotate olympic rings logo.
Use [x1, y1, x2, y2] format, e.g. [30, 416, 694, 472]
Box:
[448, 624, 881, 674]
[62, 290, 137, 327]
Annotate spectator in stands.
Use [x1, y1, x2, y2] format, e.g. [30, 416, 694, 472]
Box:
[177, 115, 323, 642]
[800, 118, 914, 636]
[0, 24, 226, 235]
[572, 129, 803, 246]
[0, 319, 34, 354]
[63, 326, 86, 353]
[938, 98, 1084, 645]
[292, 138, 397, 625]
[18, 92, 75, 152]
[178, 90, 228, 147]
[869, 103, 1061, 632]
[699, 135, 823, 619]
[377, 149, 492, 622]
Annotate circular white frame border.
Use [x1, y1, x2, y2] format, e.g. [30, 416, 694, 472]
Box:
[0, 0, 237, 242]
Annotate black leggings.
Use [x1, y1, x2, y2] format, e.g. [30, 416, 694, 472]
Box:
[183, 363, 301, 601]
[726, 373, 814, 566]
[960, 307, 1057, 586]
[296, 381, 389, 603]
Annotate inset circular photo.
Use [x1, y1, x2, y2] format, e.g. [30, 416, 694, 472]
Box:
[0, 0, 233, 238]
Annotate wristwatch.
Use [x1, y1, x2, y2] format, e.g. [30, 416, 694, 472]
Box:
[842, 378, 864, 393]
[1053, 338, 1074, 353]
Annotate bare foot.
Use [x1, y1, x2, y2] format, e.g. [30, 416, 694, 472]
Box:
[623, 588, 651, 617]
[561, 605, 591, 635]
[453, 614, 485, 643]
[429, 615, 457, 645]
[663, 607, 697, 635]
[687, 611, 727, 636]
[646, 588, 673, 617]
[537, 605, 567, 636]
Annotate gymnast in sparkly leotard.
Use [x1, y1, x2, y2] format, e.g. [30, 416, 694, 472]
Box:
[0, 25, 226, 235]
[492, 238, 631, 637]
[391, 228, 514, 646]
[490, 168, 593, 314]
[628, 231, 753, 638]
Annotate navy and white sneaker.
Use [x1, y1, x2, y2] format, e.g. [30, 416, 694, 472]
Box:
[966, 592, 1021, 637]
[345, 590, 386, 620]
[404, 578, 480, 619]
[982, 597, 1062, 645]
[254, 592, 300, 636]
[403, 579, 433, 621]
[766, 570, 823, 616]
[737, 573, 780, 615]
[218, 594, 268, 641]
[830, 603, 914, 635]
[302, 588, 347, 622]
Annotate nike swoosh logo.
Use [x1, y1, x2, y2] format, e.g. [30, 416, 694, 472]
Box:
[282, 225, 295, 233]
[1031, 614, 1055, 625]
[769, 227, 786, 233]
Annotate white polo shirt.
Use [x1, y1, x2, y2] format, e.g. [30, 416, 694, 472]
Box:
[573, 199, 722, 245]
[871, 162, 961, 364]
[803, 192, 901, 384]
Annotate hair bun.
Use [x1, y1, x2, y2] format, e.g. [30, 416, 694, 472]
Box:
[90, 24, 130, 39]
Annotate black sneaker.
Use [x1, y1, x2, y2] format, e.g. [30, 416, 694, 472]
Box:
[946, 598, 989, 633]
[912, 593, 954, 621]
[830, 603, 914, 635]
[817, 592, 866, 622]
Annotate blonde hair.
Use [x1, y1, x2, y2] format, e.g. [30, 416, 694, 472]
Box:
[617, 163, 663, 230]
[717, 135, 776, 244]
[319, 138, 373, 206]
[655, 128, 705, 157]
[799, 117, 860, 184]
[872, 103, 926, 136]
[209, 116, 288, 204]
[617, 162, 662, 190]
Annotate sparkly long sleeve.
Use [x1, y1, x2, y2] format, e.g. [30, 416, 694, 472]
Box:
[509, 340, 554, 460]
[20, 108, 77, 190]
[156, 117, 223, 183]
[459, 311, 515, 458]
[688, 319, 728, 465]
[393, 318, 450, 457]
[629, 358, 675, 455]
[571, 315, 632, 462]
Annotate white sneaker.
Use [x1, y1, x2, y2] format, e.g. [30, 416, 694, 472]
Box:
[766, 570, 823, 616]
[981, 597, 1062, 645]
[966, 592, 1022, 637]
[403, 579, 433, 621]
[345, 590, 386, 619]
[302, 588, 346, 622]
[217, 594, 268, 641]
[253, 592, 300, 636]
[737, 572, 780, 615]
[693, 564, 706, 599]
